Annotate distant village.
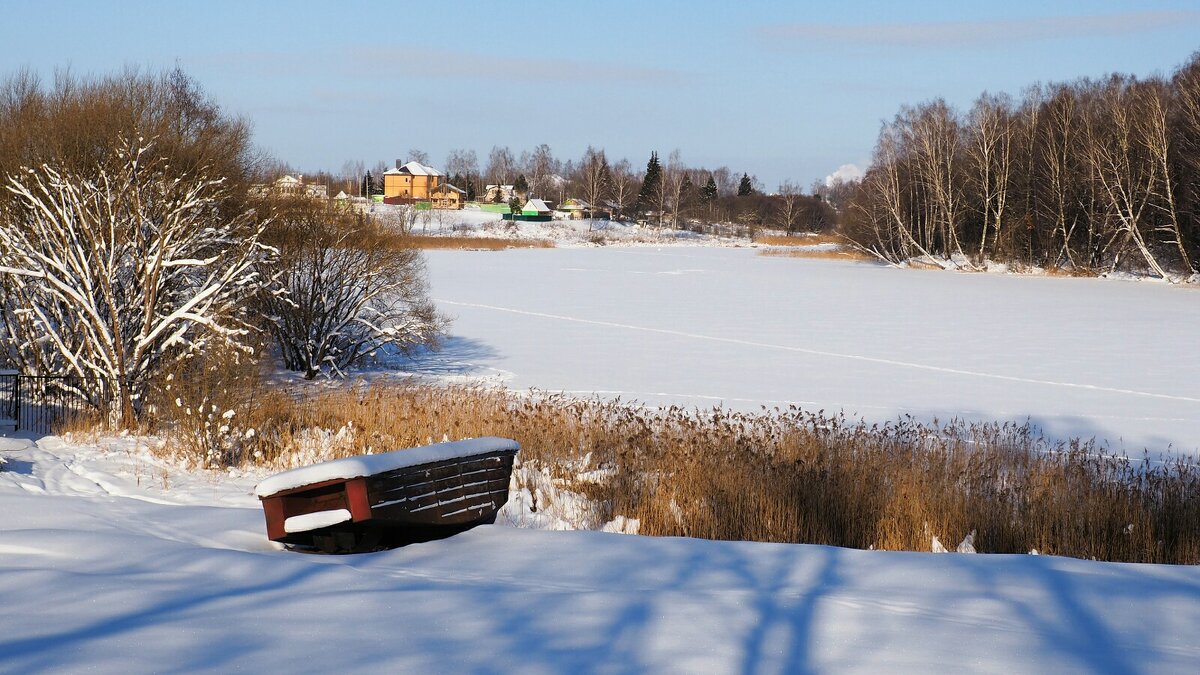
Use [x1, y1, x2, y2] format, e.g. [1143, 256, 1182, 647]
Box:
[253, 148, 842, 234]
[254, 160, 613, 223]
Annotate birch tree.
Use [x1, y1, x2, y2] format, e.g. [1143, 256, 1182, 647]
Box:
[0, 140, 271, 425]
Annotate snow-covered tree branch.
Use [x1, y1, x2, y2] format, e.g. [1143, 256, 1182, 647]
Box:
[258, 199, 443, 379]
[0, 139, 273, 425]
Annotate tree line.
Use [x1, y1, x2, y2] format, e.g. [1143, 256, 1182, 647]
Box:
[842, 53, 1200, 277]
[326, 145, 833, 231]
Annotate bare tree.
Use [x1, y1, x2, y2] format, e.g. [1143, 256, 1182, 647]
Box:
[775, 180, 802, 233]
[844, 58, 1200, 275]
[259, 199, 442, 379]
[1084, 76, 1167, 277]
[527, 143, 558, 198]
[608, 159, 637, 220]
[1139, 78, 1195, 273]
[579, 146, 610, 216]
[485, 146, 516, 186]
[909, 100, 971, 265]
[664, 150, 690, 227]
[966, 92, 1016, 261]
[0, 140, 271, 424]
[711, 166, 736, 198]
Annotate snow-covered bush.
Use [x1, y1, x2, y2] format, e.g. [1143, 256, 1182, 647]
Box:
[0, 140, 272, 425]
[257, 198, 443, 379]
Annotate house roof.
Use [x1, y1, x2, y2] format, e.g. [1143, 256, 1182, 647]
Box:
[523, 199, 552, 213]
[397, 161, 444, 177]
[275, 174, 301, 185]
[561, 198, 592, 209]
[485, 184, 514, 191]
[433, 183, 466, 195]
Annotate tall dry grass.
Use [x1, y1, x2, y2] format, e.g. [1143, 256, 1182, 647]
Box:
[153, 382, 1200, 564]
[753, 233, 846, 247]
[401, 235, 554, 250]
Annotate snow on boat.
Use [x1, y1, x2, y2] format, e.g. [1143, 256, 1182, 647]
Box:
[256, 437, 519, 552]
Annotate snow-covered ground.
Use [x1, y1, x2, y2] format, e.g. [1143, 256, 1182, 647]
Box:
[381, 203, 744, 247]
[418, 246, 1200, 457]
[3, 433, 1199, 673]
[6, 243, 1200, 672]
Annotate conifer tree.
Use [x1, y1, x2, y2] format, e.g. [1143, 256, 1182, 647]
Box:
[701, 174, 718, 202]
[636, 151, 662, 216]
[514, 173, 529, 197]
[362, 171, 372, 197]
[738, 173, 753, 196]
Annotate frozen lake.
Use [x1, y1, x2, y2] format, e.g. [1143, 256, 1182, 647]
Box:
[423, 247, 1200, 456]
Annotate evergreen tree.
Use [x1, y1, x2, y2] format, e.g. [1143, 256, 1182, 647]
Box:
[513, 173, 530, 197]
[636, 151, 662, 215]
[737, 173, 754, 196]
[701, 174, 718, 202]
[362, 170, 372, 197]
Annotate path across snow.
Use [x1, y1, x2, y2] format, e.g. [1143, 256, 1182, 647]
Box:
[2, 434, 1199, 673]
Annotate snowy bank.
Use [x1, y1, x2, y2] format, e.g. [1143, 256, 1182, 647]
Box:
[2, 434, 1200, 672]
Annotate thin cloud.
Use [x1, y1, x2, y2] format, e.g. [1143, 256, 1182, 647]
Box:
[352, 47, 683, 85]
[761, 11, 1200, 49]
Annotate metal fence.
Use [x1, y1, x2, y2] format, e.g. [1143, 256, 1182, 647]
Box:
[0, 373, 95, 435]
[0, 371, 16, 432]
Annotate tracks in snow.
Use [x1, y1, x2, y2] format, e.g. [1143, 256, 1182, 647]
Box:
[437, 299, 1200, 404]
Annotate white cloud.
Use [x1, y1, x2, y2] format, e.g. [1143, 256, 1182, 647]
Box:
[761, 11, 1200, 49]
[825, 164, 864, 186]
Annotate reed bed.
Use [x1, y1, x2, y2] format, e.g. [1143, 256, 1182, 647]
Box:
[154, 383, 1200, 564]
[758, 248, 874, 261]
[753, 233, 846, 247]
[401, 235, 554, 250]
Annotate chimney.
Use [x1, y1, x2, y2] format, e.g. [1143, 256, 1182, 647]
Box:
[396, 159, 402, 169]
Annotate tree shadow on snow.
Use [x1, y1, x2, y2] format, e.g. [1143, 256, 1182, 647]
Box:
[373, 335, 503, 378]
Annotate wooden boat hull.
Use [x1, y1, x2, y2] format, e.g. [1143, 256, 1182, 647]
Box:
[260, 448, 517, 552]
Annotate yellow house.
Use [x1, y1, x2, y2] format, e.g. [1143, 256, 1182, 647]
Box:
[383, 161, 444, 200]
[430, 183, 466, 209]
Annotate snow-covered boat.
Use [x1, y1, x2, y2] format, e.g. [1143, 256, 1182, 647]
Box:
[255, 437, 519, 552]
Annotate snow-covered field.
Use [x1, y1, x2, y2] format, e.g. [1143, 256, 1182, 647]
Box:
[3, 434, 1200, 673]
[420, 246, 1200, 456]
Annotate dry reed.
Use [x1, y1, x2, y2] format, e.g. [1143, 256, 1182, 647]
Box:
[401, 236, 554, 250]
[754, 234, 846, 247]
[148, 382, 1200, 564]
[758, 248, 874, 261]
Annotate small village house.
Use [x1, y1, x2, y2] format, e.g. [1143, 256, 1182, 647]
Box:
[430, 183, 466, 209]
[251, 174, 327, 199]
[383, 161, 445, 200]
[557, 198, 608, 220]
[521, 198, 553, 217]
[482, 184, 514, 203]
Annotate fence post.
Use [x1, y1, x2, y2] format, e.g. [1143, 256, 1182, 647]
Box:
[12, 374, 19, 432]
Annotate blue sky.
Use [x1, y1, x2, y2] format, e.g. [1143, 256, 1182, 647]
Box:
[3, 0, 1199, 188]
